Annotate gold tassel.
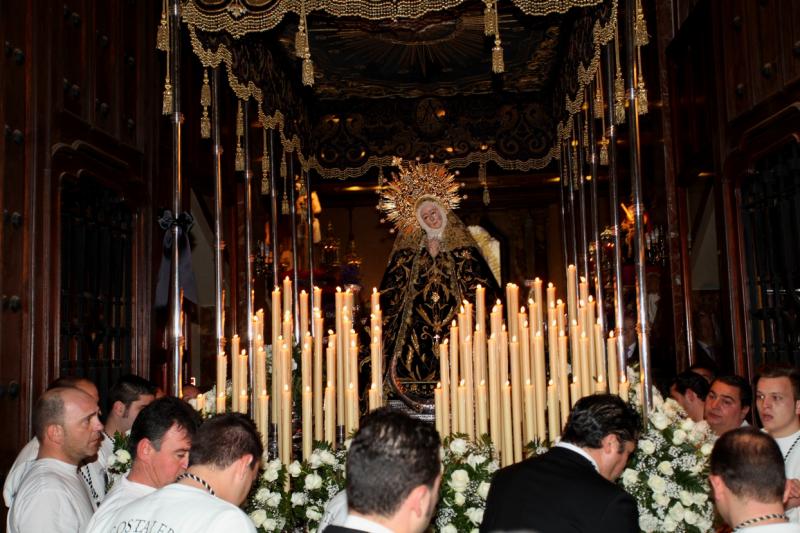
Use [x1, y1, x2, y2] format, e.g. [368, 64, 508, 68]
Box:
[295, 27, 306, 58]
[635, 0, 649, 47]
[280, 152, 287, 179]
[156, 0, 169, 52]
[637, 76, 648, 115]
[235, 101, 244, 171]
[162, 73, 172, 115]
[200, 70, 211, 139]
[261, 126, 270, 195]
[484, 0, 497, 35]
[600, 138, 609, 166]
[302, 56, 314, 86]
[281, 193, 290, 215]
[492, 39, 504, 74]
[614, 68, 625, 125]
[594, 79, 603, 119]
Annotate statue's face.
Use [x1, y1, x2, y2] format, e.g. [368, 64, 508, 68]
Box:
[418, 202, 443, 230]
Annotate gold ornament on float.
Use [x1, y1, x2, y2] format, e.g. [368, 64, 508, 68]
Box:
[379, 158, 461, 235]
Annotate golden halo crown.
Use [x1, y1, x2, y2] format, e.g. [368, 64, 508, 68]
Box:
[379, 158, 461, 234]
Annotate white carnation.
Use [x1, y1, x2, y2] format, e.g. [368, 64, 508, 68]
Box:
[291, 492, 307, 506]
[320, 450, 337, 465]
[304, 473, 323, 491]
[262, 518, 277, 531]
[486, 460, 500, 473]
[672, 429, 687, 445]
[477, 481, 491, 500]
[453, 492, 466, 506]
[115, 449, 131, 464]
[679, 490, 693, 507]
[466, 453, 487, 469]
[306, 507, 322, 521]
[651, 412, 669, 430]
[639, 440, 656, 455]
[308, 451, 322, 469]
[266, 492, 282, 508]
[465, 507, 484, 525]
[692, 492, 708, 505]
[663, 516, 678, 532]
[287, 460, 302, 477]
[684, 509, 698, 525]
[647, 474, 666, 494]
[449, 438, 468, 456]
[107, 454, 117, 467]
[448, 469, 470, 493]
[639, 513, 659, 532]
[654, 492, 671, 508]
[255, 488, 271, 503]
[668, 502, 685, 522]
[657, 461, 674, 476]
[679, 418, 695, 432]
[700, 442, 713, 456]
[440, 525, 458, 533]
[249, 509, 267, 528]
[622, 468, 639, 487]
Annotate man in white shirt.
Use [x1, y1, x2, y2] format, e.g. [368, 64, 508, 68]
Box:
[705, 375, 752, 436]
[324, 408, 441, 533]
[107, 413, 262, 533]
[756, 365, 800, 523]
[8, 386, 104, 533]
[710, 427, 800, 532]
[3, 375, 99, 508]
[83, 396, 200, 533]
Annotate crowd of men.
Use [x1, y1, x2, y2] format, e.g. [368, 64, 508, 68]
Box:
[2, 362, 799, 533]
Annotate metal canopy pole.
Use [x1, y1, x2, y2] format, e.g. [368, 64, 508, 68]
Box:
[269, 133, 280, 291]
[212, 68, 225, 359]
[558, 145, 571, 275]
[289, 155, 301, 341]
[587, 84, 606, 334]
[575, 113, 591, 287]
[243, 101, 256, 415]
[305, 168, 315, 335]
[168, 0, 183, 397]
[624, 1, 652, 415]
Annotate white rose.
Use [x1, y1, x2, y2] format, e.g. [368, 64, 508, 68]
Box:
[309, 451, 322, 469]
[249, 509, 267, 528]
[255, 488, 271, 503]
[701, 442, 713, 456]
[291, 492, 307, 507]
[453, 492, 466, 506]
[320, 450, 337, 465]
[639, 440, 656, 455]
[449, 438, 468, 456]
[304, 473, 323, 491]
[440, 525, 458, 533]
[668, 502, 685, 522]
[639, 513, 659, 532]
[262, 518, 277, 531]
[679, 418, 695, 432]
[651, 412, 669, 430]
[657, 461, 674, 476]
[684, 509, 698, 525]
[692, 492, 708, 505]
[697, 517, 713, 531]
[621, 468, 639, 487]
[263, 468, 279, 482]
[672, 429, 687, 446]
[465, 508, 484, 525]
[107, 454, 117, 467]
[679, 490, 694, 507]
[663, 516, 678, 532]
[115, 449, 132, 464]
[266, 492, 282, 508]
[287, 460, 302, 477]
[654, 492, 671, 508]
[306, 507, 322, 521]
[477, 481, 491, 500]
[647, 474, 666, 494]
[448, 469, 470, 493]
[486, 460, 500, 473]
[466, 453, 487, 469]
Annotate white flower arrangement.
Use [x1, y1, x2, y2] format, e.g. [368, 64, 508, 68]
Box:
[435, 434, 497, 533]
[105, 432, 132, 491]
[247, 458, 290, 532]
[621, 381, 716, 532]
[288, 442, 348, 533]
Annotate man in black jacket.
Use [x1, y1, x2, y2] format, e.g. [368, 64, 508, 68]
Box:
[480, 394, 641, 533]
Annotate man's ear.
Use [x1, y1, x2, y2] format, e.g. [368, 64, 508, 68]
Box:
[600, 433, 620, 454]
[46, 423, 65, 445]
[137, 438, 153, 462]
[708, 474, 725, 501]
[685, 389, 698, 403]
[237, 454, 255, 479]
[794, 398, 800, 417]
[112, 400, 126, 418]
[405, 484, 430, 518]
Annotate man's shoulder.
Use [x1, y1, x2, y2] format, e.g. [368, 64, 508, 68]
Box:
[323, 526, 369, 533]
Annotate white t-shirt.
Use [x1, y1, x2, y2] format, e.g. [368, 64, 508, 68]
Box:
[3, 438, 39, 507]
[8, 458, 94, 533]
[107, 483, 256, 533]
[776, 429, 800, 524]
[4, 437, 107, 509]
[737, 523, 800, 532]
[83, 476, 154, 533]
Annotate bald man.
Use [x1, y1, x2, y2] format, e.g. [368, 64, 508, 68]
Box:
[8, 387, 104, 533]
[2, 376, 99, 508]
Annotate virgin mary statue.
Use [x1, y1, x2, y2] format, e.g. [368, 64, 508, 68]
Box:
[378, 160, 500, 411]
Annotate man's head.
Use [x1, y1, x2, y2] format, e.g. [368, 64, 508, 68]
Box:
[34, 387, 103, 465]
[709, 427, 789, 527]
[705, 375, 751, 436]
[415, 198, 446, 239]
[755, 365, 800, 438]
[688, 363, 716, 383]
[106, 374, 157, 434]
[561, 394, 641, 481]
[669, 371, 710, 422]
[622, 315, 637, 350]
[48, 376, 99, 402]
[128, 397, 201, 488]
[189, 413, 262, 506]
[346, 408, 441, 533]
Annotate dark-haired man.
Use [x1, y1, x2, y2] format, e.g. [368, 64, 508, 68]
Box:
[84, 397, 200, 533]
[3, 376, 99, 508]
[670, 370, 710, 422]
[481, 394, 641, 533]
[324, 408, 441, 533]
[108, 413, 261, 532]
[710, 427, 800, 532]
[706, 375, 751, 437]
[8, 387, 104, 533]
[756, 365, 800, 523]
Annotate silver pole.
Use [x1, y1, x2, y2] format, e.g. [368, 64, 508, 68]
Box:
[212, 68, 225, 359]
[558, 146, 571, 273]
[575, 114, 591, 286]
[289, 156, 301, 341]
[624, 2, 652, 415]
[243, 101, 256, 415]
[567, 141, 579, 273]
[305, 168, 315, 334]
[605, 45, 626, 383]
[587, 85, 606, 333]
[269, 133, 280, 291]
[168, 0, 183, 397]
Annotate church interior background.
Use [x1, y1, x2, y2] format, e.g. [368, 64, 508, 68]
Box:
[1, 0, 800, 523]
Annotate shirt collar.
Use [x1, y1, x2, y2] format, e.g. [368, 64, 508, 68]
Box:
[555, 441, 599, 473]
[343, 514, 395, 533]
